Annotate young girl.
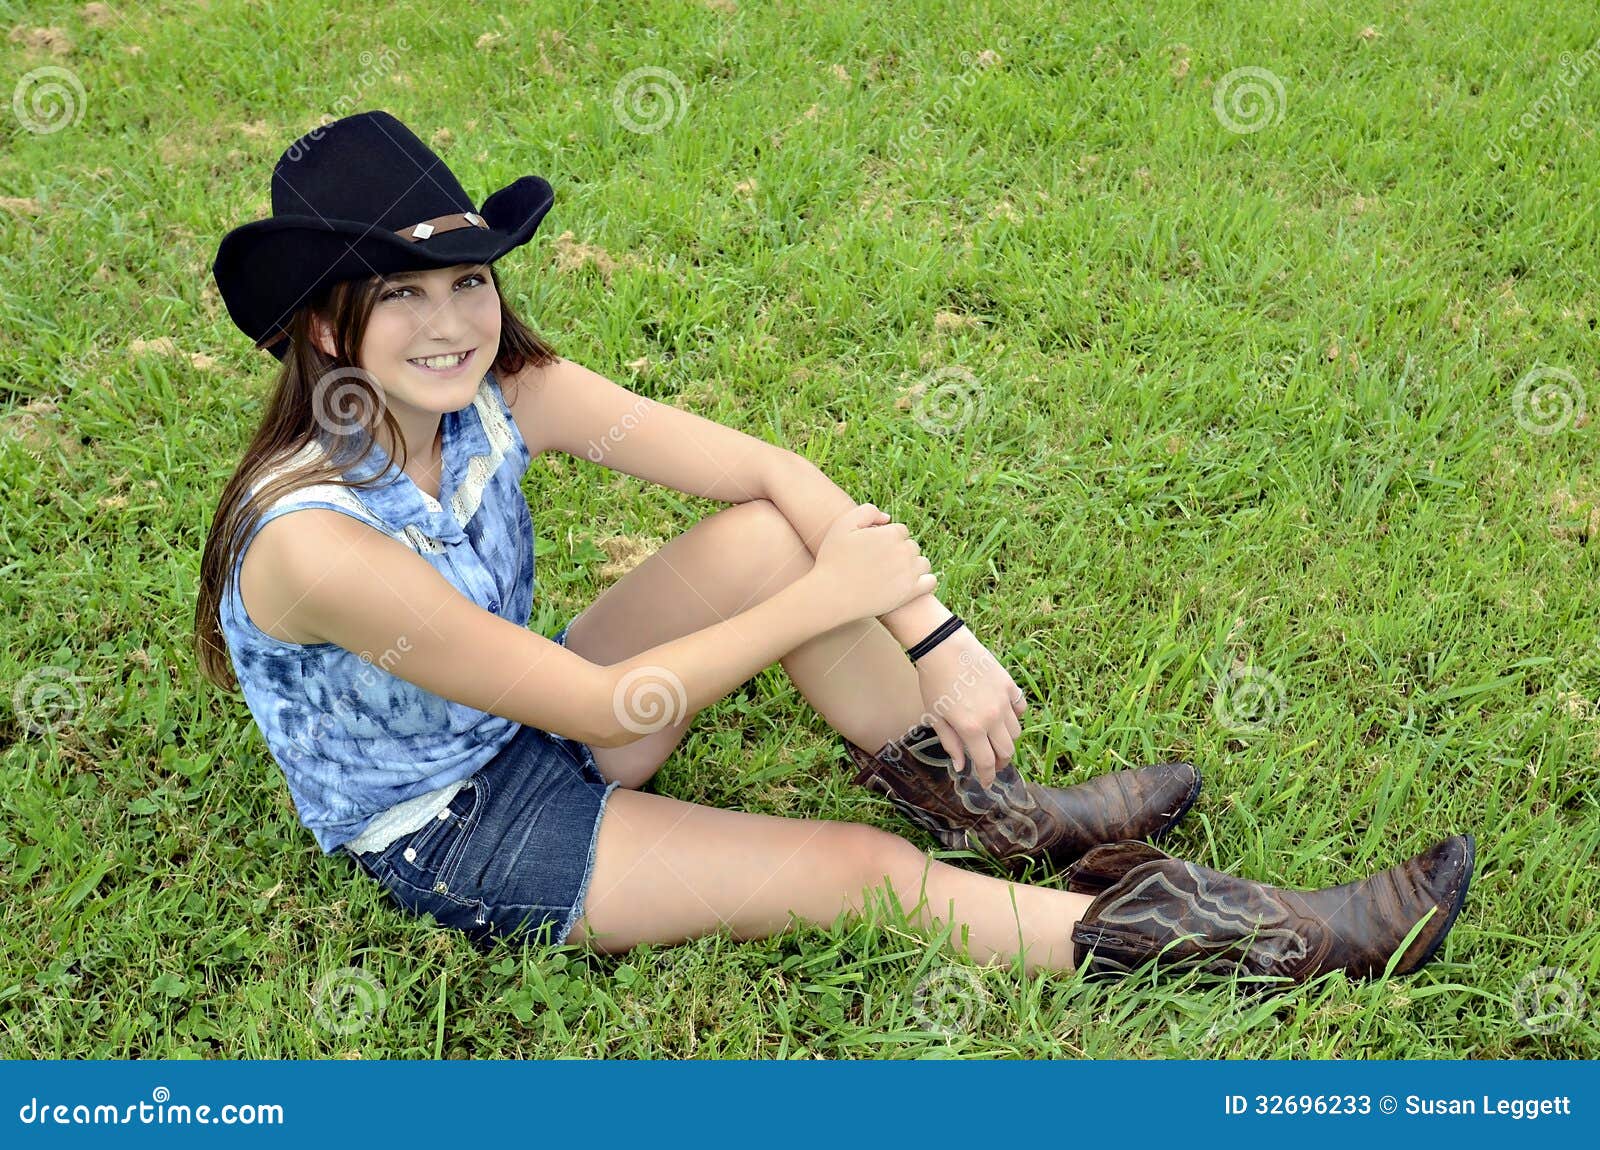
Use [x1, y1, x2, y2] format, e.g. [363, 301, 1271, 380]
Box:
[195, 110, 1473, 989]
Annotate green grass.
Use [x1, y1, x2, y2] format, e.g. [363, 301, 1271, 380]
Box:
[2, 0, 1598, 1058]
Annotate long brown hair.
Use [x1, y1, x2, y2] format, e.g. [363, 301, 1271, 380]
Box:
[193, 264, 558, 691]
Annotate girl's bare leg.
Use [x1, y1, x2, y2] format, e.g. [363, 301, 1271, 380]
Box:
[555, 497, 1095, 968]
[565, 499, 955, 788]
[566, 788, 1095, 976]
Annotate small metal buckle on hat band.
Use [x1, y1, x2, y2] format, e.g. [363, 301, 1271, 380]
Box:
[397, 211, 489, 242]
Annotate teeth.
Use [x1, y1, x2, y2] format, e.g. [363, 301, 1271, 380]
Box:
[410, 351, 468, 369]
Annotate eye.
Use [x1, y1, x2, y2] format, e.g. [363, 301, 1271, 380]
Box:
[380, 273, 488, 302]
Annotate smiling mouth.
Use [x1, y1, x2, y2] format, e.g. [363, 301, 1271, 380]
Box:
[407, 348, 474, 370]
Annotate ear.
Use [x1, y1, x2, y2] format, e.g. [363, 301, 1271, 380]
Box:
[307, 312, 337, 359]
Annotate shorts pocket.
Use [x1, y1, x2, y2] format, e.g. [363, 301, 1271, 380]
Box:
[384, 775, 489, 903]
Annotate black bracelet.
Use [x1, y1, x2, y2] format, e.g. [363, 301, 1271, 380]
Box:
[906, 614, 965, 664]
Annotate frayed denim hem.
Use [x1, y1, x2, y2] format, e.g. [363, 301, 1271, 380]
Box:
[547, 608, 615, 946]
[558, 763, 620, 946]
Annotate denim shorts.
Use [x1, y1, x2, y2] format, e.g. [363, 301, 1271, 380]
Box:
[347, 616, 619, 951]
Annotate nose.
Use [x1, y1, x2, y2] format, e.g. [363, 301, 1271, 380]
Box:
[414, 301, 469, 345]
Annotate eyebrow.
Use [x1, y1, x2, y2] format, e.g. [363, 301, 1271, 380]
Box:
[382, 265, 487, 283]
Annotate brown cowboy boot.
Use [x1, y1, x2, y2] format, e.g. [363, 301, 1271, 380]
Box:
[843, 723, 1201, 872]
[1063, 832, 1475, 988]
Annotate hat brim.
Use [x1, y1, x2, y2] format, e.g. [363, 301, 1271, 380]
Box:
[213, 175, 553, 361]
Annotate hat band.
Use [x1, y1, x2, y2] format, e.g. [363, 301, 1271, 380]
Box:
[252, 211, 494, 350]
[397, 211, 490, 242]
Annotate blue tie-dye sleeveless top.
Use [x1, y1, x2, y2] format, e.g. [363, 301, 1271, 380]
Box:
[218, 369, 534, 854]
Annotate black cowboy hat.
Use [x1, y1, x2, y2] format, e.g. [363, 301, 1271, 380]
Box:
[212, 109, 554, 361]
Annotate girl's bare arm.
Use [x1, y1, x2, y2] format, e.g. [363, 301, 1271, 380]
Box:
[259, 508, 848, 749]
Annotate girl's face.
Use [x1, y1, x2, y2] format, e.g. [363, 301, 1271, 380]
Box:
[357, 261, 502, 415]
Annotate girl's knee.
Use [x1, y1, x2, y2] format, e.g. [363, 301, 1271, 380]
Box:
[832, 821, 927, 894]
[736, 498, 813, 579]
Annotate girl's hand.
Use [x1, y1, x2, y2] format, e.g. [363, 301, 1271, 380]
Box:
[914, 629, 1027, 789]
[809, 503, 937, 622]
